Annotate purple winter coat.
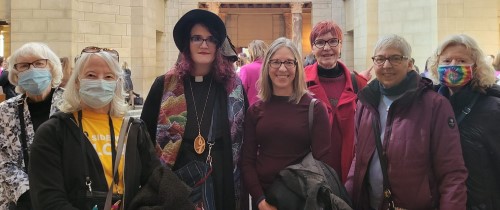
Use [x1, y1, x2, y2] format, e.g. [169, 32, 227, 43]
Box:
[345, 75, 467, 210]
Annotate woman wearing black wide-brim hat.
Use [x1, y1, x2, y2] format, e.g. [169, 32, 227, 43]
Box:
[141, 9, 247, 210]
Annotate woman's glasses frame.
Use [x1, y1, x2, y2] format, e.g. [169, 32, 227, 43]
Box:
[13, 59, 49, 72]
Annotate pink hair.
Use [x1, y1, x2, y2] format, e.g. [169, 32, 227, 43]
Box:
[174, 50, 237, 92]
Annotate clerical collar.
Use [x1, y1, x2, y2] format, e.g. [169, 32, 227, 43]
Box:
[318, 63, 343, 78]
[190, 73, 214, 83]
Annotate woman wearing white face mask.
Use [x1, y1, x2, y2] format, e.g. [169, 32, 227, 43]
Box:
[0, 42, 63, 210]
[429, 34, 500, 210]
[28, 47, 193, 210]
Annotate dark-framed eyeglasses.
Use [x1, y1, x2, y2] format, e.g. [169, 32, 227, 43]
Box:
[80, 46, 120, 62]
[269, 59, 297, 69]
[313, 38, 341, 48]
[372, 55, 409, 66]
[190, 35, 219, 47]
[13, 59, 49, 72]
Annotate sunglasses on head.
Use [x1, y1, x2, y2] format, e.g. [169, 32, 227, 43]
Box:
[76, 46, 120, 62]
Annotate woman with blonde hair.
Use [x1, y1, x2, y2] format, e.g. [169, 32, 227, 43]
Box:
[29, 47, 192, 209]
[429, 34, 500, 209]
[239, 40, 268, 105]
[0, 42, 63, 210]
[241, 37, 331, 210]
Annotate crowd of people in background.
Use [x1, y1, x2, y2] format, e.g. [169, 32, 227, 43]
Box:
[0, 8, 499, 210]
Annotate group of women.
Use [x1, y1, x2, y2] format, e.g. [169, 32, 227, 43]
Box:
[0, 8, 498, 210]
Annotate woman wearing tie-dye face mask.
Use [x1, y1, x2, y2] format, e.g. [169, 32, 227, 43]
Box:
[429, 34, 500, 210]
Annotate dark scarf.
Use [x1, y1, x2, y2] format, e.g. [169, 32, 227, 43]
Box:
[318, 63, 343, 78]
[379, 71, 418, 96]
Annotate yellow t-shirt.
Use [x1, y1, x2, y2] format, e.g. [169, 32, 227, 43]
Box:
[74, 110, 124, 194]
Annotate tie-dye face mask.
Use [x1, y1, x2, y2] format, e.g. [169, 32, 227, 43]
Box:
[437, 64, 473, 87]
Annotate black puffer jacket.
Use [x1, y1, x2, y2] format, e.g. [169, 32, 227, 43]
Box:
[442, 84, 500, 210]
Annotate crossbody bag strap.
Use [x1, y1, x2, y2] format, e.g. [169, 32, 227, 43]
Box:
[371, 117, 395, 210]
[456, 92, 480, 124]
[17, 96, 30, 173]
[104, 116, 131, 210]
[308, 98, 317, 133]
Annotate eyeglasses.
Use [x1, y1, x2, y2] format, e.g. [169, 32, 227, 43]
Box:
[313, 38, 341, 48]
[80, 46, 120, 62]
[269, 59, 297, 69]
[14, 59, 49, 72]
[372, 55, 409, 66]
[190, 35, 218, 47]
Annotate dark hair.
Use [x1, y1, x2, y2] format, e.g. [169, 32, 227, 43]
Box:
[174, 49, 237, 92]
[0, 56, 3, 65]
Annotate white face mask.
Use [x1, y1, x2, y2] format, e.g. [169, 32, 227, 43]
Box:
[79, 79, 117, 109]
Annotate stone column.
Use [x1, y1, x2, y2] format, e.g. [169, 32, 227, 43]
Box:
[290, 2, 304, 54]
[219, 13, 226, 24]
[283, 13, 292, 39]
[206, 2, 221, 15]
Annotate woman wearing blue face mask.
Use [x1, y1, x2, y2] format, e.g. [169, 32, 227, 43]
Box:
[0, 42, 63, 210]
[429, 34, 500, 209]
[28, 47, 193, 210]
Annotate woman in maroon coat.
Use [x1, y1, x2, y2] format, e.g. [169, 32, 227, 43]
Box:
[345, 34, 467, 210]
[241, 37, 331, 210]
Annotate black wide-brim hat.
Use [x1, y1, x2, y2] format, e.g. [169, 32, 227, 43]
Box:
[173, 9, 227, 52]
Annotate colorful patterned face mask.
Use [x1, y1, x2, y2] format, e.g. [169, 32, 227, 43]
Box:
[437, 64, 473, 87]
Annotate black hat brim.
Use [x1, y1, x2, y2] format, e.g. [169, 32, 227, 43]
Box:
[173, 9, 227, 52]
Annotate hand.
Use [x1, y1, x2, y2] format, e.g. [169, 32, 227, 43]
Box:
[258, 199, 277, 210]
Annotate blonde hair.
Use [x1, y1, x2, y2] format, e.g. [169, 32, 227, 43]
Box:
[58, 52, 128, 117]
[8, 42, 62, 93]
[429, 34, 496, 92]
[257, 37, 307, 104]
[248, 40, 268, 62]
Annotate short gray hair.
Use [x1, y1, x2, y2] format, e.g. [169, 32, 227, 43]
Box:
[373, 34, 412, 57]
[58, 51, 128, 117]
[8, 42, 62, 93]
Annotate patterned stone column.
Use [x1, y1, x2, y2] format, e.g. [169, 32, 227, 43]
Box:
[283, 13, 292, 39]
[206, 2, 221, 15]
[219, 13, 226, 24]
[290, 2, 304, 54]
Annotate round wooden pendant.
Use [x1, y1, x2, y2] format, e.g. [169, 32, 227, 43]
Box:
[194, 134, 206, 154]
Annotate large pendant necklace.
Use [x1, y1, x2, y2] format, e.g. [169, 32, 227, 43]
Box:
[188, 76, 213, 154]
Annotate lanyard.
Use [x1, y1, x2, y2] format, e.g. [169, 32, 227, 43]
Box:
[78, 110, 119, 191]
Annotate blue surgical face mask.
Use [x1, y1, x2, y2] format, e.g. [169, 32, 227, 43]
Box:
[79, 79, 117, 109]
[17, 68, 52, 95]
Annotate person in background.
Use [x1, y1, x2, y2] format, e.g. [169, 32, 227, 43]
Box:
[303, 53, 316, 67]
[410, 58, 420, 73]
[491, 51, 500, 83]
[429, 34, 500, 209]
[140, 9, 247, 210]
[122, 61, 135, 107]
[59, 57, 72, 87]
[345, 34, 467, 210]
[0, 42, 64, 210]
[305, 20, 367, 182]
[239, 40, 268, 105]
[241, 37, 331, 210]
[29, 46, 192, 210]
[0, 56, 17, 99]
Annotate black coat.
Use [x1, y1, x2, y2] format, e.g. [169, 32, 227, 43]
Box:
[29, 112, 161, 210]
[445, 84, 500, 209]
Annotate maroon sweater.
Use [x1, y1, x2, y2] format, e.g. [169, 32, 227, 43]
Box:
[241, 94, 331, 202]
